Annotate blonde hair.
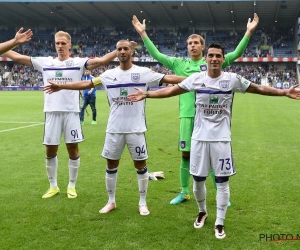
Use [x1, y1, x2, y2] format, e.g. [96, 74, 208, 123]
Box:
[186, 34, 205, 45]
[55, 31, 71, 43]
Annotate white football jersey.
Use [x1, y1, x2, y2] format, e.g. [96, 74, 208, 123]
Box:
[99, 65, 165, 133]
[179, 72, 251, 141]
[32, 57, 88, 112]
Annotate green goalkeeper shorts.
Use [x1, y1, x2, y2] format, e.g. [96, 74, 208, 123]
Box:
[178, 117, 194, 152]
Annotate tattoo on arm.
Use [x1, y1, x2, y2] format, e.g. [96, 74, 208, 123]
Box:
[250, 83, 283, 96]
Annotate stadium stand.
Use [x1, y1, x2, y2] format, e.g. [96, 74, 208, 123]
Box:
[0, 1, 298, 87]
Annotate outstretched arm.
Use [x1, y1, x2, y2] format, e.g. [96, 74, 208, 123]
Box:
[161, 75, 186, 84]
[247, 83, 300, 99]
[0, 27, 32, 55]
[86, 50, 117, 70]
[223, 13, 259, 66]
[3, 50, 32, 66]
[127, 85, 187, 102]
[43, 79, 99, 94]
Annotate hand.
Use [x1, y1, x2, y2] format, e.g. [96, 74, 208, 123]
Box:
[130, 41, 138, 48]
[127, 87, 146, 102]
[43, 81, 61, 94]
[246, 13, 259, 35]
[286, 84, 300, 99]
[15, 27, 33, 44]
[132, 15, 146, 34]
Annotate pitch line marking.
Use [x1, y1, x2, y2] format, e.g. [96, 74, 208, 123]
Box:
[0, 121, 44, 124]
[0, 123, 44, 133]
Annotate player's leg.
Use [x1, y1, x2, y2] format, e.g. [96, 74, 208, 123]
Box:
[193, 176, 208, 228]
[42, 112, 61, 198]
[65, 112, 84, 198]
[99, 133, 124, 213]
[66, 143, 80, 198]
[211, 141, 235, 239]
[43, 145, 60, 198]
[89, 96, 97, 124]
[170, 117, 193, 205]
[128, 133, 150, 216]
[99, 159, 119, 213]
[214, 177, 229, 239]
[190, 140, 210, 228]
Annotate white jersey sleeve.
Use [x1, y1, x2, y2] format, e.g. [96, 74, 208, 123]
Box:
[99, 65, 165, 133]
[32, 57, 88, 112]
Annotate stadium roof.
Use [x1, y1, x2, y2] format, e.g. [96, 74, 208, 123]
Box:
[0, 0, 299, 29]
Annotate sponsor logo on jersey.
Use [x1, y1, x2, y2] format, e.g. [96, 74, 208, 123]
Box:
[200, 83, 206, 87]
[55, 71, 63, 77]
[200, 65, 207, 71]
[131, 73, 140, 82]
[120, 88, 128, 96]
[209, 94, 218, 104]
[113, 78, 117, 81]
[219, 80, 229, 91]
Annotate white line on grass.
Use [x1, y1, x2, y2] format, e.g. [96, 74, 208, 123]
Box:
[0, 121, 43, 124]
[0, 123, 44, 133]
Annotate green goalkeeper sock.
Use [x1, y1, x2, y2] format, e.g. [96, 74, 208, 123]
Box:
[180, 157, 190, 194]
[210, 168, 217, 191]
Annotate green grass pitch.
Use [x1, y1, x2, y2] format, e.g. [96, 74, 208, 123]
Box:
[0, 91, 299, 250]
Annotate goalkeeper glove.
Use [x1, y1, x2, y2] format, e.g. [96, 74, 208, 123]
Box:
[149, 171, 165, 181]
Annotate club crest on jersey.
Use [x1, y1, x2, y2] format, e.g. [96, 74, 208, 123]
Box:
[219, 80, 230, 91]
[120, 87, 128, 96]
[65, 60, 74, 67]
[200, 65, 207, 71]
[131, 73, 140, 82]
[55, 71, 63, 77]
[180, 141, 186, 149]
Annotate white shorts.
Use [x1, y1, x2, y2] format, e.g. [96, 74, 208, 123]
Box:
[43, 112, 84, 145]
[190, 140, 236, 177]
[101, 133, 148, 161]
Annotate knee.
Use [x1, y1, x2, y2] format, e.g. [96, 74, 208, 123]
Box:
[193, 175, 206, 182]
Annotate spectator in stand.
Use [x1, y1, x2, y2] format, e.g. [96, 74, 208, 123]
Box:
[80, 70, 97, 125]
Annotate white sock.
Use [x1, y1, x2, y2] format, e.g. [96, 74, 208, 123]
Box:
[68, 157, 80, 188]
[46, 155, 58, 188]
[193, 180, 207, 213]
[215, 181, 230, 226]
[137, 167, 149, 206]
[106, 167, 118, 204]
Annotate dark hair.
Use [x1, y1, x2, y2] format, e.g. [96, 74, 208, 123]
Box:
[205, 42, 225, 57]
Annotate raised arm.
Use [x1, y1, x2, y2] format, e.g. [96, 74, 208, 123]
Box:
[223, 13, 259, 66]
[132, 15, 170, 65]
[247, 83, 300, 99]
[0, 27, 32, 55]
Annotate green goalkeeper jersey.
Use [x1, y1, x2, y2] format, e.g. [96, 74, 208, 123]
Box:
[143, 36, 250, 118]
